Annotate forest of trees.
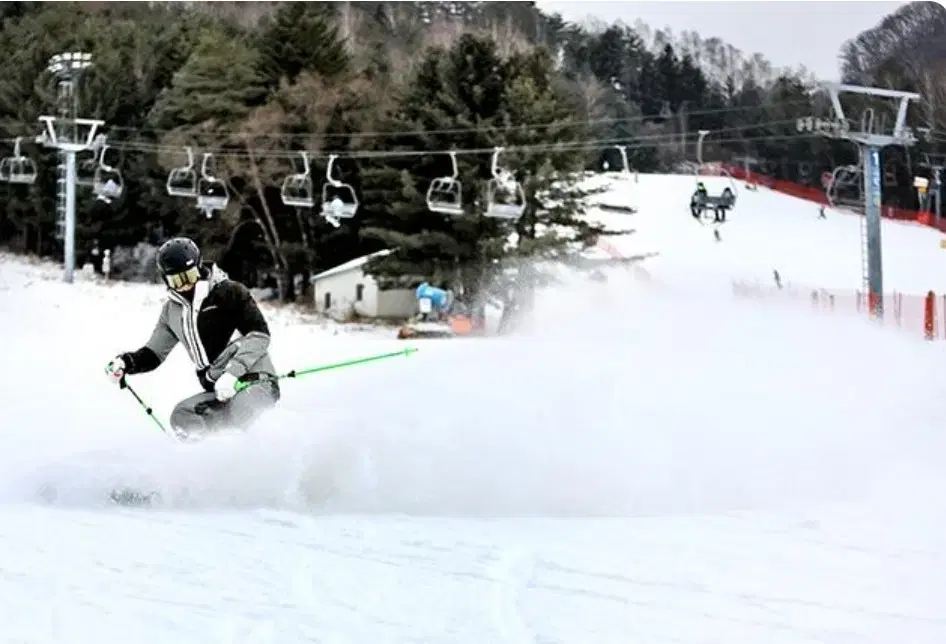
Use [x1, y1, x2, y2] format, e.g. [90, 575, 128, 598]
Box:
[0, 1, 942, 304]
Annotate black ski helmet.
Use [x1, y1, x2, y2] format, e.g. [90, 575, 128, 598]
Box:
[156, 237, 201, 288]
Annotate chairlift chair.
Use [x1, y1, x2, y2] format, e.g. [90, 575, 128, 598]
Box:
[484, 147, 526, 221]
[8, 158, 38, 185]
[76, 152, 98, 187]
[426, 150, 464, 216]
[693, 165, 739, 210]
[605, 145, 631, 174]
[280, 151, 314, 208]
[320, 154, 359, 226]
[6, 138, 37, 185]
[196, 152, 230, 215]
[167, 146, 199, 198]
[93, 144, 124, 202]
[602, 146, 640, 188]
[717, 166, 738, 208]
[693, 130, 738, 204]
[76, 134, 106, 187]
[825, 164, 862, 208]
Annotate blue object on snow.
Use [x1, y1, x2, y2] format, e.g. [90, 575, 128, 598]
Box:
[416, 282, 450, 311]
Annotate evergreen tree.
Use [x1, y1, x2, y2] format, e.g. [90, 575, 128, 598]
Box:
[152, 31, 267, 129]
[357, 35, 511, 290]
[256, 3, 350, 89]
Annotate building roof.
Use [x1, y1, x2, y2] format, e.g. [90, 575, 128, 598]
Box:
[310, 249, 392, 283]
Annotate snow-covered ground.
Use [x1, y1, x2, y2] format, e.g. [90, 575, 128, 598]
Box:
[587, 171, 946, 294]
[1, 173, 946, 643]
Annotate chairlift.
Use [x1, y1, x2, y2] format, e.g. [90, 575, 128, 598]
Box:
[713, 165, 739, 207]
[692, 130, 738, 210]
[167, 147, 199, 198]
[426, 151, 463, 216]
[76, 134, 106, 188]
[883, 161, 898, 188]
[603, 145, 630, 174]
[76, 151, 98, 187]
[8, 157, 37, 185]
[280, 151, 314, 208]
[5, 138, 37, 185]
[93, 144, 124, 203]
[798, 161, 813, 184]
[320, 154, 359, 227]
[484, 147, 526, 220]
[196, 152, 229, 217]
[825, 164, 863, 208]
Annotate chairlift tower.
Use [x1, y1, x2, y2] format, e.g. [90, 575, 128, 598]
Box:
[37, 52, 104, 284]
[801, 83, 921, 320]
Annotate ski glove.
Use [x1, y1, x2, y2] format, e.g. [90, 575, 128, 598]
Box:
[105, 356, 127, 384]
[214, 372, 239, 402]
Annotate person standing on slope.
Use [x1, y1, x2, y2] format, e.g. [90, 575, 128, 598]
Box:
[103, 237, 280, 441]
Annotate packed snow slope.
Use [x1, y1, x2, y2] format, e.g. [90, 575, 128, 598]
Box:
[587, 171, 946, 293]
[1, 172, 946, 642]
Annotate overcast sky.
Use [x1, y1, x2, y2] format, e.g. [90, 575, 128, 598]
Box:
[535, 1, 908, 80]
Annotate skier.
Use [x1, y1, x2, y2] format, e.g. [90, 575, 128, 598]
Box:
[103, 237, 280, 441]
[690, 182, 709, 219]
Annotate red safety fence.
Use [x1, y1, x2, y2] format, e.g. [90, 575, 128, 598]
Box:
[732, 280, 946, 341]
[720, 163, 946, 233]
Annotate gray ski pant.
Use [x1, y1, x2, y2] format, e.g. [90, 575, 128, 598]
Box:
[169, 381, 279, 438]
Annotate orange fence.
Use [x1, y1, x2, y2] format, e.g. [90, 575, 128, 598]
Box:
[720, 163, 946, 233]
[732, 280, 946, 341]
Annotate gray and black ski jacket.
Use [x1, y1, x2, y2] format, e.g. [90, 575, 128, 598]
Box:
[122, 263, 277, 392]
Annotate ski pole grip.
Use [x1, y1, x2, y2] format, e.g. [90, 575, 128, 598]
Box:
[233, 373, 273, 393]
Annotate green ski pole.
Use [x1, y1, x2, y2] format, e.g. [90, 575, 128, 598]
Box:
[234, 346, 419, 393]
[119, 378, 171, 436]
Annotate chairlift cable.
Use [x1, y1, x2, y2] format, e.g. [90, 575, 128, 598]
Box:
[106, 128, 826, 163]
[104, 99, 820, 144]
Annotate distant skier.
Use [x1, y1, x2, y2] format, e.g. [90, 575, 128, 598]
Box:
[104, 237, 280, 441]
[690, 182, 709, 219]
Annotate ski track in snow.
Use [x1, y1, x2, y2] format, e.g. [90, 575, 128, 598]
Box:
[1, 173, 946, 642]
[1, 509, 945, 643]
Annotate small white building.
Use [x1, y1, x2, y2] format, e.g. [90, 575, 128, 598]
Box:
[310, 250, 416, 320]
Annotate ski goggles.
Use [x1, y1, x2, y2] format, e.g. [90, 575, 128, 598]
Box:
[164, 266, 201, 291]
